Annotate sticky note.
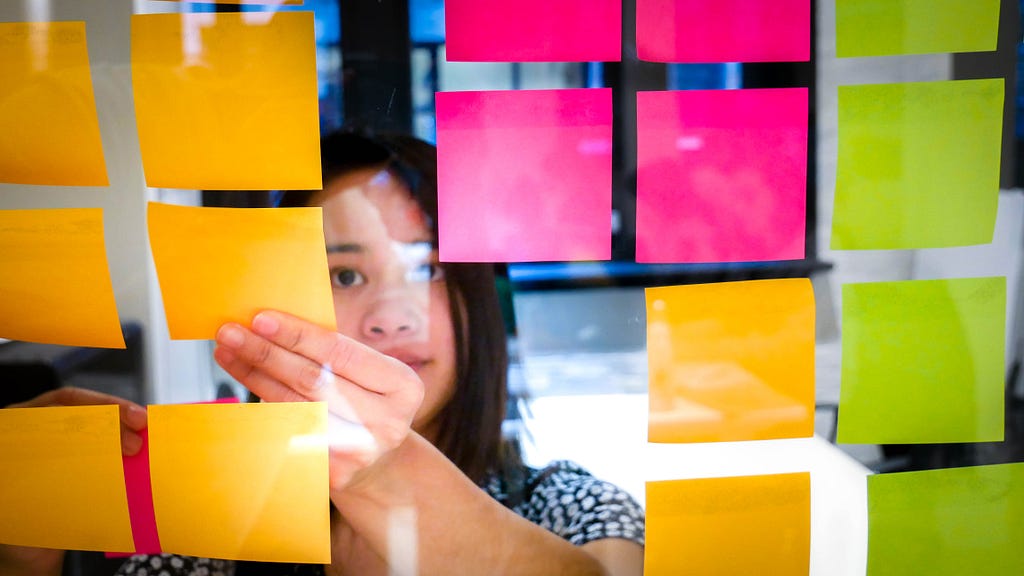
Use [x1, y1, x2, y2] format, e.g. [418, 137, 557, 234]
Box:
[0, 406, 134, 552]
[646, 279, 815, 443]
[0, 208, 124, 348]
[436, 89, 612, 262]
[0, 21, 107, 186]
[148, 402, 330, 562]
[636, 89, 808, 263]
[646, 472, 810, 575]
[832, 79, 1002, 250]
[838, 277, 1006, 444]
[444, 0, 620, 62]
[867, 463, 1024, 576]
[131, 12, 320, 190]
[836, 0, 1000, 57]
[147, 202, 335, 339]
[636, 0, 810, 63]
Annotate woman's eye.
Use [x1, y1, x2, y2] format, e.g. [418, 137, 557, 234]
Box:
[330, 268, 365, 288]
[406, 263, 445, 283]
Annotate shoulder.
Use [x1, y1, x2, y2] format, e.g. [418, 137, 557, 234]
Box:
[116, 554, 234, 576]
[518, 460, 645, 546]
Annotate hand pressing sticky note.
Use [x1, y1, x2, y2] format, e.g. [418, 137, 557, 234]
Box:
[838, 277, 1006, 444]
[147, 202, 335, 340]
[636, 88, 808, 263]
[0, 405, 134, 552]
[836, 0, 1000, 58]
[646, 473, 811, 575]
[148, 402, 330, 563]
[444, 0, 620, 62]
[867, 463, 1024, 576]
[646, 279, 815, 443]
[0, 21, 108, 186]
[636, 0, 810, 63]
[0, 208, 124, 348]
[436, 89, 612, 262]
[131, 12, 320, 190]
[832, 79, 1003, 250]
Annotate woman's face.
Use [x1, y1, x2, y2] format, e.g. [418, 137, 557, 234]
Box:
[311, 167, 456, 440]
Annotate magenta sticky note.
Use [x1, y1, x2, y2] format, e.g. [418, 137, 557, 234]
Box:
[436, 89, 613, 263]
[637, 0, 811, 63]
[636, 89, 808, 263]
[444, 0, 621, 62]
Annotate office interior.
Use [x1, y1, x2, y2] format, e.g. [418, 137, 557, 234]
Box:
[1, 1, 1022, 575]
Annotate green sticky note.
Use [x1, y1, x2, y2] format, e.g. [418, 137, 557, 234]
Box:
[868, 463, 1024, 576]
[836, 0, 1000, 57]
[832, 79, 1002, 250]
[838, 277, 1005, 444]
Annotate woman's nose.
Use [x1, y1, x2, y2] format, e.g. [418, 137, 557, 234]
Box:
[361, 296, 424, 342]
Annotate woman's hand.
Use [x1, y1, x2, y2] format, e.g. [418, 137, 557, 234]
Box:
[1, 387, 148, 576]
[213, 310, 425, 492]
[7, 387, 148, 456]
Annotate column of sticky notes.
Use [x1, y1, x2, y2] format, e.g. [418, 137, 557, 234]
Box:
[635, 3, 816, 574]
[0, 6, 335, 562]
[832, 1, 1019, 575]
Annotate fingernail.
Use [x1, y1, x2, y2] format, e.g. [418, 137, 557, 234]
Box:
[126, 405, 148, 429]
[252, 312, 279, 337]
[217, 324, 245, 348]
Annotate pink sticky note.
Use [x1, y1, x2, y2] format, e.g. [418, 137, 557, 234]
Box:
[109, 397, 240, 559]
[637, 0, 811, 63]
[444, 0, 621, 62]
[436, 89, 613, 263]
[636, 89, 808, 263]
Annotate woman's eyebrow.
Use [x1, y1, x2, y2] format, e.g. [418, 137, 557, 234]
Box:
[326, 242, 363, 254]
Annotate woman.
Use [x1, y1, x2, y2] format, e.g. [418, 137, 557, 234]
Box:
[4, 132, 645, 576]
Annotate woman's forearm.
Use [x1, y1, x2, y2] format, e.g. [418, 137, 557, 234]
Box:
[331, 433, 608, 576]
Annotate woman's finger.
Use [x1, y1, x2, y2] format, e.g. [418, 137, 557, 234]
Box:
[249, 310, 420, 397]
[7, 387, 148, 430]
[6, 387, 148, 457]
[215, 342, 404, 429]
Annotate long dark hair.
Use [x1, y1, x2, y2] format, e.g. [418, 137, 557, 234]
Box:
[279, 130, 514, 483]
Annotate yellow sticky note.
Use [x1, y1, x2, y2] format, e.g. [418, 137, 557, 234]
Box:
[0, 405, 134, 552]
[0, 21, 108, 186]
[646, 473, 811, 576]
[646, 279, 815, 443]
[0, 208, 124, 348]
[147, 202, 335, 340]
[148, 402, 330, 562]
[131, 12, 321, 190]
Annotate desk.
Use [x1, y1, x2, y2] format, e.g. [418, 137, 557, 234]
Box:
[521, 393, 870, 576]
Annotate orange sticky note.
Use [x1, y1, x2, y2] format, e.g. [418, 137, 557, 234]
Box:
[0, 21, 108, 186]
[646, 279, 815, 443]
[646, 473, 811, 575]
[0, 208, 124, 348]
[131, 12, 321, 190]
[147, 402, 330, 562]
[0, 405, 134, 552]
[147, 202, 335, 340]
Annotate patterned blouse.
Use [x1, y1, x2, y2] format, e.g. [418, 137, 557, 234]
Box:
[115, 460, 645, 576]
